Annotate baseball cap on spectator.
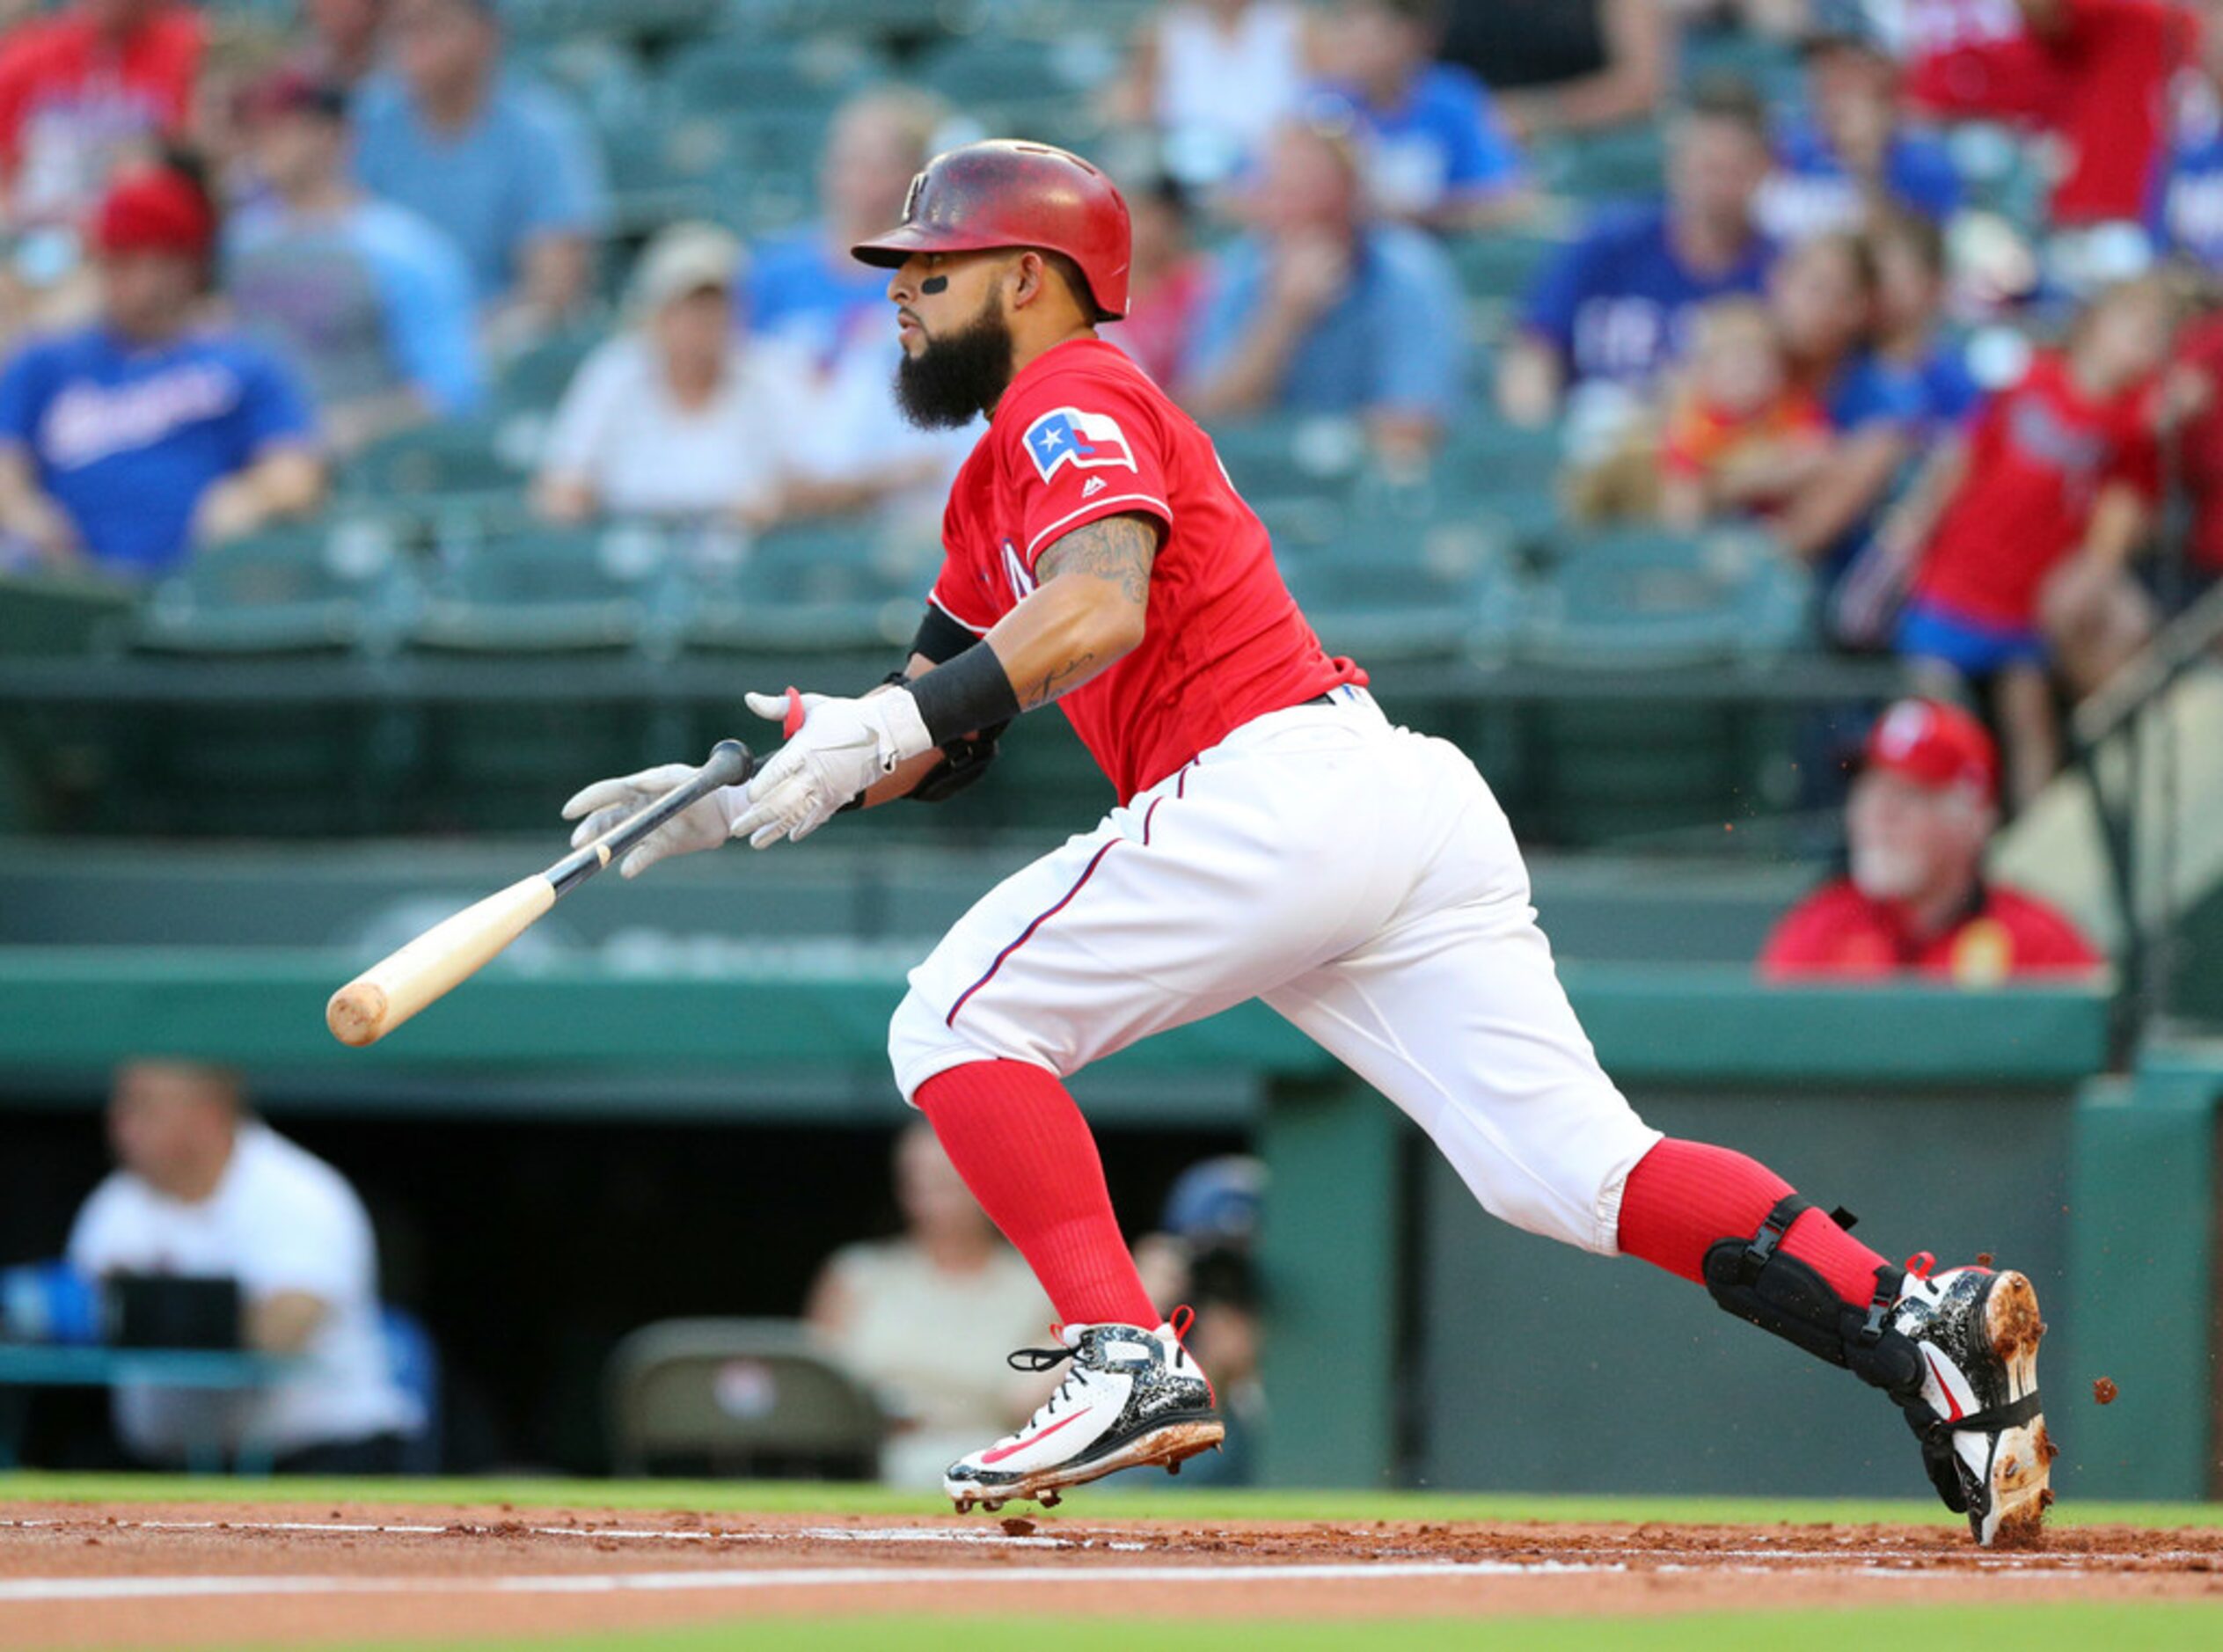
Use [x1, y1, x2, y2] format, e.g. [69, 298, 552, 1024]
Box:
[1159, 1156, 1266, 1248]
[625, 221, 745, 320]
[92, 165, 217, 260]
[1861, 699, 1999, 802]
[240, 68, 350, 127]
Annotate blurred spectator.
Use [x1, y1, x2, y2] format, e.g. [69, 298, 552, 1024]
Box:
[1766, 228, 1930, 570]
[0, 161, 323, 581]
[2161, 0, 2223, 268]
[1909, 0, 2194, 285]
[295, 0, 387, 91]
[1755, 3, 1960, 242]
[745, 86, 970, 522]
[352, 0, 607, 352]
[1133, 1157, 1265, 1487]
[805, 1122, 1053, 1491]
[1868, 208, 1981, 431]
[1110, 0, 1313, 187]
[1496, 77, 1776, 438]
[1759, 698, 2102, 980]
[534, 223, 800, 526]
[1436, 0, 1670, 139]
[1662, 297, 1832, 528]
[1876, 274, 2177, 804]
[225, 72, 481, 456]
[64, 1060, 422, 1473]
[0, 0, 202, 230]
[1108, 168, 1209, 387]
[1181, 118, 1465, 465]
[1310, 0, 1528, 230]
[2163, 284, 2223, 588]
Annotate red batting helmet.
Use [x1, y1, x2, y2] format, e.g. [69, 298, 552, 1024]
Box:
[850, 139, 1132, 321]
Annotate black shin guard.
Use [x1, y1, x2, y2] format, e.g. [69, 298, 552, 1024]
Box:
[1701, 1196, 1965, 1510]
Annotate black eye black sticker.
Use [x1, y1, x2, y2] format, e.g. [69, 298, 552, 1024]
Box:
[920, 274, 949, 295]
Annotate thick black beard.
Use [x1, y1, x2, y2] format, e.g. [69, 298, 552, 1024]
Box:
[893, 295, 1014, 429]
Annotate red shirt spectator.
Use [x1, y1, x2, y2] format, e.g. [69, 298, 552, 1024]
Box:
[1906, 0, 2195, 226]
[0, 0, 201, 224]
[1912, 347, 2162, 631]
[2168, 306, 2223, 578]
[1760, 698, 2103, 983]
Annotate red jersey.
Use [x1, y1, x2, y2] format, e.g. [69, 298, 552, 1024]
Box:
[1759, 879, 2103, 983]
[1913, 350, 2161, 629]
[2170, 309, 2223, 576]
[0, 4, 201, 202]
[1905, 0, 2192, 225]
[930, 337, 1364, 800]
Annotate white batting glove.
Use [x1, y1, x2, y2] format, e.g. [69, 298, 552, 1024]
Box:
[559, 761, 748, 880]
[728, 686, 934, 849]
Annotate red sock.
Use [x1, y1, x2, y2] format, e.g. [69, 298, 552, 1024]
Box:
[1617, 1138, 1892, 1306]
[914, 1060, 1159, 1327]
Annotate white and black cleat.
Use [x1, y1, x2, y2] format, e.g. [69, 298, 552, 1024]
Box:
[1890, 1257, 2054, 1547]
[946, 1311, 1223, 1516]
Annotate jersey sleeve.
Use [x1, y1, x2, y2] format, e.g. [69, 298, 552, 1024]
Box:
[925, 488, 997, 638]
[1003, 372, 1174, 574]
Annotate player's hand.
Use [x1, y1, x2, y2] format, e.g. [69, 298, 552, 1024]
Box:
[726, 687, 934, 849]
[559, 762, 745, 879]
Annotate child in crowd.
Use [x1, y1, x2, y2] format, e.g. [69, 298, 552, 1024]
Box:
[1876, 274, 2180, 807]
[1567, 296, 1829, 527]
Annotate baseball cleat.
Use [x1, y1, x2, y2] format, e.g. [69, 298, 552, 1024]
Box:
[946, 1312, 1223, 1515]
[1890, 1258, 2053, 1547]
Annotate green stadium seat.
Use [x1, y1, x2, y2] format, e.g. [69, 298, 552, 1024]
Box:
[1282, 508, 1520, 662]
[1533, 127, 1666, 203]
[133, 517, 420, 657]
[1447, 227, 1568, 302]
[663, 37, 885, 116]
[605, 1319, 885, 1479]
[505, 0, 726, 48]
[1518, 524, 1813, 669]
[1205, 414, 1369, 505]
[413, 522, 669, 653]
[0, 571, 134, 658]
[684, 520, 919, 653]
[915, 34, 1120, 123]
[341, 418, 528, 504]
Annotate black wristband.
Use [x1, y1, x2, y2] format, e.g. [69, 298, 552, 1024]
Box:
[905, 641, 1024, 748]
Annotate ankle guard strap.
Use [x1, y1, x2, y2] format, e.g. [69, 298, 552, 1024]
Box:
[1701, 1199, 1921, 1399]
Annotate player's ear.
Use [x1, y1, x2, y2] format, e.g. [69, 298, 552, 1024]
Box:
[1006, 251, 1046, 311]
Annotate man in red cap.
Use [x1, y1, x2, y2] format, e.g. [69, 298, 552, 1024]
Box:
[0, 161, 323, 578]
[563, 141, 2054, 1546]
[1762, 700, 2102, 982]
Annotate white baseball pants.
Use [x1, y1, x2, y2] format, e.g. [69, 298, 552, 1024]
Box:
[887, 687, 1663, 1254]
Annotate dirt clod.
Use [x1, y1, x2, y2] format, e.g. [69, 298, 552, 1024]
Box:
[1977, 1252, 1995, 1268]
[2093, 1377, 2119, 1405]
[999, 1517, 1037, 1537]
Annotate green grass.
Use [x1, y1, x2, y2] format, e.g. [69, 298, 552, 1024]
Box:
[282, 1605, 2223, 1652]
[5, 1470, 2222, 1531]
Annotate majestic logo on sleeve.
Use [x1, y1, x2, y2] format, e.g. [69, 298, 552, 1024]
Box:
[1024, 407, 1138, 482]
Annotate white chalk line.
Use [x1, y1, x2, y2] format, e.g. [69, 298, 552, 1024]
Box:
[0, 1519, 1146, 1553]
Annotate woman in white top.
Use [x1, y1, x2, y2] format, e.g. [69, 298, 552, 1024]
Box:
[807, 1122, 1056, 1489]
[533, 222, 801, 524]
[1111, 1, 1313, 186]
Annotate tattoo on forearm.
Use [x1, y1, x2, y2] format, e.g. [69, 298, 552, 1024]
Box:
[1025, 651, 1097, 711]
[1035, 512, 1159, 607]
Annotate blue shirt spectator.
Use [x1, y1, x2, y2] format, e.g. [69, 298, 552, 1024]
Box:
[1315, 63, 1525, 225]
[1316, 0, 1525, 228]
[1183, 221, 1466, 418]
[746, 227, 891, 359]
[1523, 202, 1778, 391]
[1759, 117, 1963, 241]
[2164, 91, 2223, 267]
[226, 69, 482, 454]
[0, 325, 317, 575]
[351, 0, 606, 338]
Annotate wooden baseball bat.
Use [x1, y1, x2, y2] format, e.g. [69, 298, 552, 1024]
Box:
[325, 739, 757, 1048]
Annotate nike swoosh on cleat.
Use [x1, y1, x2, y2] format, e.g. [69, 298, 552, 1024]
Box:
[1923, 1349, 1965, 1422]
[981, 1408, 1093, 1466]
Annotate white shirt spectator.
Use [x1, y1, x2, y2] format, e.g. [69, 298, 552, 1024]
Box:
[66, 1121, 418, 1462]
[539, 333, 803, 520]
[1152, 2, 1311, 185]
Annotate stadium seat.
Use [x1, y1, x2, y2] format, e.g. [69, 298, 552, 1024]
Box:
[662, 35, 886, 116]
[413, 521, 669, 654]
[1518, 524, 1813, 669]
[504, 0, 726, 49]
[1532, 126, 1666, 204]
[342, 419, 527, 504]
[133, 517, 420, 657]
[915, 33, 1121, 126]
[1282, 506, 1521, 662]
[1206, 414, 1369, 505]
[684, 520, 922, 653]
[605, 1318, 886, 1479]
[1446, 227, 1569, 303]
[0, 571, 134, 657]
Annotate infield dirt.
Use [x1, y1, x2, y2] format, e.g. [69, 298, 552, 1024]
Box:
[4, 1498, 2220, 1649]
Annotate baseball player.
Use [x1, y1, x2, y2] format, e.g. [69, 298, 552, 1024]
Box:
[563, 143, 2050, 1544]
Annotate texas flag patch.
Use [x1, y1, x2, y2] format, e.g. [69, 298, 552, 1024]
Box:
[1023, 406, 1138, 482]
